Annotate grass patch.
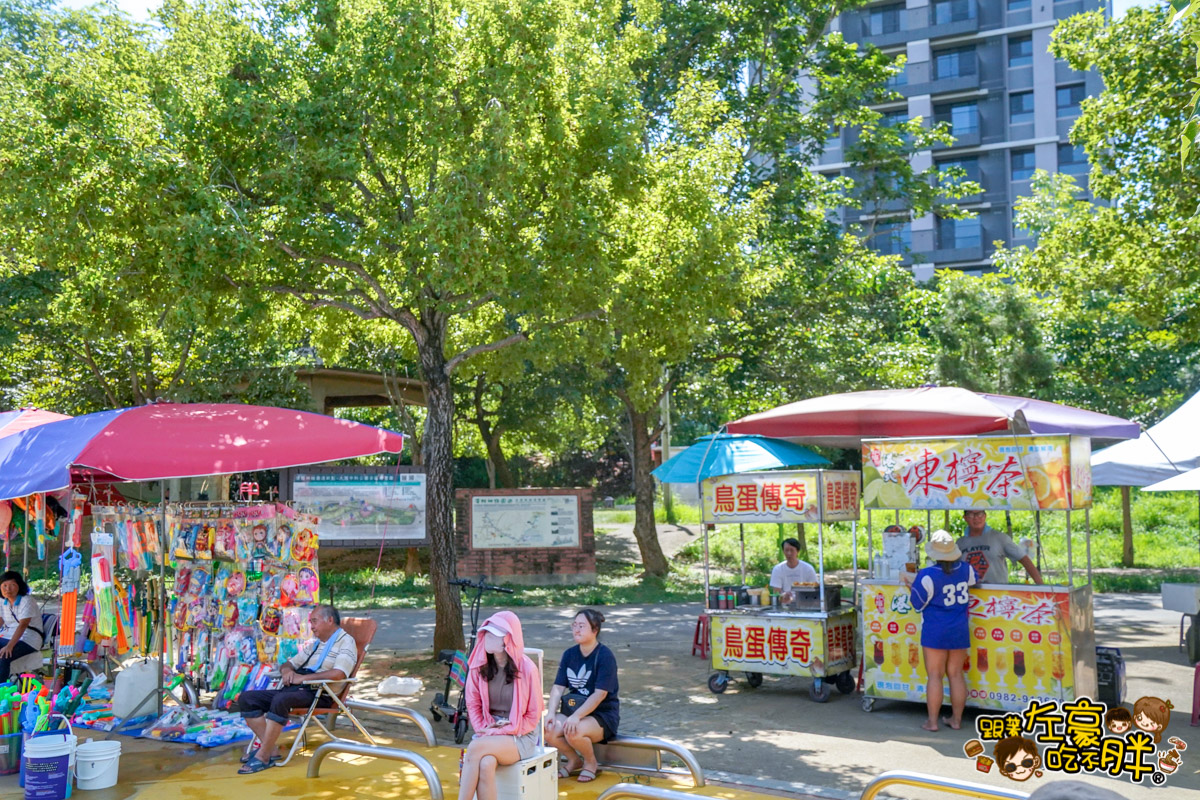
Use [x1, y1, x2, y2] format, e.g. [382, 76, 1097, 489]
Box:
[324, 562, 704, 610]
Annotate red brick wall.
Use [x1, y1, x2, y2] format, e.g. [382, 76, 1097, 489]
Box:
[454, 488, 595, 585]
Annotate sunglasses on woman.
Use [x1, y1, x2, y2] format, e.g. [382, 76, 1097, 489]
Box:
[1001, 757, 1036, 772]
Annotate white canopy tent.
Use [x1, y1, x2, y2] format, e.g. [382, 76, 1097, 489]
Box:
[1092, 391, 1200, 486]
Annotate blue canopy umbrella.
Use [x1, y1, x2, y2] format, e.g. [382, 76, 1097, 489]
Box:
[652, 433, 829, 586]
[652, 433, 829, 484]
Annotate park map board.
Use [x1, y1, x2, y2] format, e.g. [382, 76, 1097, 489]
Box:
[292, 471, 427, 545]
[470, 494, 581, 549]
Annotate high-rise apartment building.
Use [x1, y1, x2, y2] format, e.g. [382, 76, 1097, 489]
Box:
[820, 0, 1107, 279]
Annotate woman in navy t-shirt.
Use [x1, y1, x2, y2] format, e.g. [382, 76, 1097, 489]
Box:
[908, 530, 975, 733]
[545, 608, 619, 784]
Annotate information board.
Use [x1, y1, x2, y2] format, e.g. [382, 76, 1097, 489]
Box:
[470, 494, 581, 549]
[292, 470, 427, 544]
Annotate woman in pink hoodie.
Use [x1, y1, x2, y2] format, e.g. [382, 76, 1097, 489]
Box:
[459, 610, 543, 800]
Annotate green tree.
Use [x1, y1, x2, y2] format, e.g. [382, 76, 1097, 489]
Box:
[909, 270, 1054, 396]
[1008, 7, 1200, 333]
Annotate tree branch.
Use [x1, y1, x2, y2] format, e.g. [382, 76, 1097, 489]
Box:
[444, 331, 528, 376]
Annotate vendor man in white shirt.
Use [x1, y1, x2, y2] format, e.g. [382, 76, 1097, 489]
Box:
[236, 604, 359, 774]
[770, 538, 819, 603]
[956, 510, 1043, 585]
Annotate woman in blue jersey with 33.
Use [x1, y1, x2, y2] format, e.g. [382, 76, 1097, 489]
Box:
[906, 529, 976, 732]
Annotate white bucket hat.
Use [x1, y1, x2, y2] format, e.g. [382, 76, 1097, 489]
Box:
[925, 529, 962, 562]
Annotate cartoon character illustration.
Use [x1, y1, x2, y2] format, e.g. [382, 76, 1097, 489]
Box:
[226, 570, 247, 599]
[280, 573, 299, 607]
[237, 634, 258, 664]
[280, 607, 310, 639]
[291, 527, 318, 563]
[222, 602, 239, 629]
[195, 523, 214, 559]
[185, 567, 210, 602]
[237, 594, 261, 626]
[1133, 696, 1173, 743]
[1159, 749, 1181, 774]
[173, 601, 191, 631]
[282, 609, 302, 637]
[250, 523, 271, 560]
[297, 567, 319, 605]
[261, 605, 282, 635]
[273, 524, 292, 560]
[215, 522, 237, 560]
[994, 736, 1041, 782]
[186, 600, 208, 629]
[1105, 706, 1133, 735]
[213, 566, 233, 602]
[174, 566, 192, 597]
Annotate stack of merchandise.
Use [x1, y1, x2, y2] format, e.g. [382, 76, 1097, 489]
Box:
[166, 504, 320, 704]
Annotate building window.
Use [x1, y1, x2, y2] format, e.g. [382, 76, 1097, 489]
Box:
[933, 0, 976, 24]
[881, 108, 908, 127]
[937, 156, 981, 185]
[1011, 149, 1036, 181]
[1058, 143, 1088, 174]
[825, 128, 841, 151]
[934, 101, 979, 136]
[1008, 0, 1031, 10]
[1010, 91, 1034, 126]
[1057, 84, 1086, 117]
[938, 215, 982, 250]
[935, 45, 977, 80]
[870, 3, 904, 35]
[870, 220, 912, 256]
[1008, 35, 1033, 68]
[887, 62, 907, 88]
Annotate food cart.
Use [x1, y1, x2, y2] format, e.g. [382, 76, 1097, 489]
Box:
[857, 434, 1098, 712]
[702, 469, 862, 702]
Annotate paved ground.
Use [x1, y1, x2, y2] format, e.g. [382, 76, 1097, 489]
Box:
[359, 592, 1198, 800]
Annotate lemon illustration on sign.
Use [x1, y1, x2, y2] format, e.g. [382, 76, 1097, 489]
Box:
[878, 481, 909, 508]
[1027, 464, 1066, 508]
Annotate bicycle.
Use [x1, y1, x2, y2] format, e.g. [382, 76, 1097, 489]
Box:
[429, 575, 514, 743]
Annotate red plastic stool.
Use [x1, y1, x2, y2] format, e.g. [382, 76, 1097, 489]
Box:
[1191, 662, 1200, 726]
[692, 614, 710, 658]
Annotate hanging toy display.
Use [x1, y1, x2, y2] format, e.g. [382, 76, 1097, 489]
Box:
[58, 547, 83, 657]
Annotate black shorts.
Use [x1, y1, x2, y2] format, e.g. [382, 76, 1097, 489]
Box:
[237, 687, 332, 725]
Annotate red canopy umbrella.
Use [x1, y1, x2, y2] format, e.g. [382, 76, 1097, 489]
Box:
[726, 387, 1140, 448]
[0, 408, 71, 438]
[0, 402, 404, 501]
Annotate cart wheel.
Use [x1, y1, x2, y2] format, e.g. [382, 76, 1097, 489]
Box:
[745, 672, 763, 689]
[861, 696, 876, 713]
[454, 715, 469, 744]
[835, 671, 856, 695]
[809, 680, 831, 703]
[708, 672, 729, 694]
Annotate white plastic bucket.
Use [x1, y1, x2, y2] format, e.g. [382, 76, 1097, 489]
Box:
[74, 740, 121, 791]
[23, 732, 76, 800]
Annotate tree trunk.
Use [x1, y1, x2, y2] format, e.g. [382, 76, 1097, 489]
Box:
[1121, 485, 1134, 568]
[420, 339, 465, 654]
[626, 406, 669, 577]
[482, 428, 515, 489]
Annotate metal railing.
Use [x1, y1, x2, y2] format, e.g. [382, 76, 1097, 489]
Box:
[307, 741, 443, 799]
[860, 771, 1031, 800]
[594, 735, 706, 787]
[598, 784, 697, 800]
[343, 700, 437, 747]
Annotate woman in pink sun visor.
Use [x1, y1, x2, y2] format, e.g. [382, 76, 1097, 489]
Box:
[458, 610, 543, 800]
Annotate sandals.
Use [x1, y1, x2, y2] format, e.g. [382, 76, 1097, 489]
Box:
[577, 768, 599, 783]
[240, 750, 281, 765]
[238, 757, 274, 775]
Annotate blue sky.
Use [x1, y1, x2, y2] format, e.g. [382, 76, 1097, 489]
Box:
[64, 0, 1149, 24]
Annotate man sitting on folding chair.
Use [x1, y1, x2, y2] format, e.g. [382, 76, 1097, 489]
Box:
[236, 604, 357, 775]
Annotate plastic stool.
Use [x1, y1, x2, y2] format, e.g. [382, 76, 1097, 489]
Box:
[1192, 662, 1200, 726]
[691, 614, 710, 658]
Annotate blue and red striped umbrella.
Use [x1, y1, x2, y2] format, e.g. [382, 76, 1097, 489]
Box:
[0, 403, 404, 501]
[0, 408, 71, 439]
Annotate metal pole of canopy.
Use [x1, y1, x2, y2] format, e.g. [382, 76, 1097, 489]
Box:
[738, 523, 746, 585]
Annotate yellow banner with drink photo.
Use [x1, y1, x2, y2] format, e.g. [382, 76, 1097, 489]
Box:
[861, 435, 1093, 511]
